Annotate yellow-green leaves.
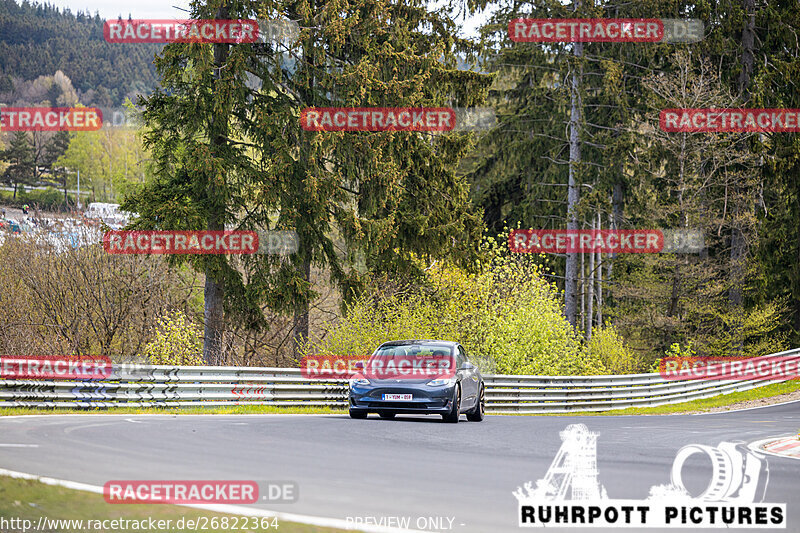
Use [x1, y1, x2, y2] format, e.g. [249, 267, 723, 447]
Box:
[143, 310, 204, 366]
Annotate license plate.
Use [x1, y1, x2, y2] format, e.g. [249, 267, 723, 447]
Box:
[383, 394, 412, 401]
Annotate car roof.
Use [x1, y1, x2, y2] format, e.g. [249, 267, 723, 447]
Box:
[379, 339, 458, 347]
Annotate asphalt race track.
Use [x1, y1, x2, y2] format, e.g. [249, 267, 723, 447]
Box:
[1, 403, 799, 533]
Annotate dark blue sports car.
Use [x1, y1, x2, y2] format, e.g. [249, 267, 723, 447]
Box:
[348, 339, 485, 423]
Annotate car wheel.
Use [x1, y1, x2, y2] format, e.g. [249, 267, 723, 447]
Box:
[442, 386, 460, 423]
[349, 409, 367, 419]
[466, 385, 485, 422]
[379, 413, 395, 419]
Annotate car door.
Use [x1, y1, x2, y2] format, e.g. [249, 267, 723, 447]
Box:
[456, 345, 478, 409]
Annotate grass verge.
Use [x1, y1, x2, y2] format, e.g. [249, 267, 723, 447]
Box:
[559, 379, 800, 416]
[0, 476, 350, 533]
[0, 405, 342, 417]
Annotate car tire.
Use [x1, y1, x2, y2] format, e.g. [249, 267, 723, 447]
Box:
[349, 410, 367, 419]
[466, 385, 485, 422]
[442, 386, 460, 423]
[379, 413, 395, 419]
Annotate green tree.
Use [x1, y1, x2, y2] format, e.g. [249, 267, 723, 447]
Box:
[0, 131, 35, 198]
[468, 0, 677, 334]
[123, 0, 492, 364]
[54, 129, 104, 201]
[746, 1, 800, 345]
[42, 130, 72, 202]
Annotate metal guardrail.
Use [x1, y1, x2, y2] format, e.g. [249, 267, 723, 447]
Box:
[1, 349, 798, 413]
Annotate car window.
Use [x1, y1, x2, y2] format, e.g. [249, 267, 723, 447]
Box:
[374, 344, 452, 357]
[455, 347, 466, 368]
[460, 345, 469, 362]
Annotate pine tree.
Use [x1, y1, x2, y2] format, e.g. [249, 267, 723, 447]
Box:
[121, 0, 492, 363]
[0, 131, 35, 198]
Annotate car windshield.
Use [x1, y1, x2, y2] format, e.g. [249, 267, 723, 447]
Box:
[361, 344, 455, 379]
[372, 344, 453, 358]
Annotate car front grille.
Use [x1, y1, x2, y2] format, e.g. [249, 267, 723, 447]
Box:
[368, 401, 429, 409]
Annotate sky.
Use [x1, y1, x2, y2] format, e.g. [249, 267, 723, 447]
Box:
[46, 0, 194, 19]
[42, 0, 490, 38]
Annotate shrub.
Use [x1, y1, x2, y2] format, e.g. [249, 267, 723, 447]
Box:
[2, 187, 76, 211]
[303, 236, 606, 376]
[143, 310, 203, 366]
[584, 327, 643, 374]
[20, 187, 64, 209]
[0, 232, 198, 358]
[650, 341, 697, 372]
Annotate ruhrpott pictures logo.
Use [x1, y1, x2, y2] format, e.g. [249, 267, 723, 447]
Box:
[515, 424, 785, 529]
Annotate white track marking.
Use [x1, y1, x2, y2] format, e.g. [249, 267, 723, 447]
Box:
[0, 468, 425, 533]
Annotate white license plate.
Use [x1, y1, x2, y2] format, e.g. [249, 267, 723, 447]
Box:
[383, 394, 412, 401]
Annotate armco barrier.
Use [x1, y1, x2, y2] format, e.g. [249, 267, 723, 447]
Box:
[0, 349, 798, 413]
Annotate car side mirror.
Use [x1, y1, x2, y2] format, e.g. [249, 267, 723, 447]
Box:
[460, 362, 475, 371]
[354, 361, 364, 370]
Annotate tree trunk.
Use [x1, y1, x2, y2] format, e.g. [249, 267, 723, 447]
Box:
[729, 0, 756, 309]
[564, 0, 583, 326]
[292, 1, 315, 358]
[737, 0, 755, 102]
[292, 256, 311, 357]
[580, 246, 586, 332]
[596, 211, 603, 328]
[607, 181, 623, 285]
[795, 179, 800, 333]
[203, 3, 230, 365]
[587, 217, 595, 341]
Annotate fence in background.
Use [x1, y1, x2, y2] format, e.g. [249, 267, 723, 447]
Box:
[1, 349, 798, 413]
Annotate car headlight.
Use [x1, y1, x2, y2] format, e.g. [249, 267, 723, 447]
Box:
[426, 377, 456, 386]
[349, 378, 370, 387]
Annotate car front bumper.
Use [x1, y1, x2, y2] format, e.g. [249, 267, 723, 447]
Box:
[349, 382, 455, 415]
